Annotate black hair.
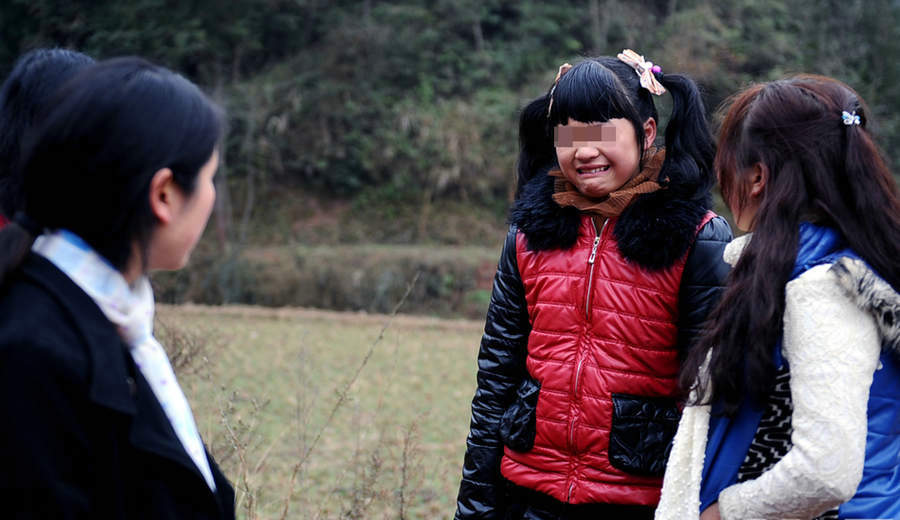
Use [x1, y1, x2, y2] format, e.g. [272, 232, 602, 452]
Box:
[515, 55, 714, 204]
[0, 56, 224, 283]
[0, 48, 95, 217]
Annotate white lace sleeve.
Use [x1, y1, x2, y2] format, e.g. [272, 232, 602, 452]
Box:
[718, 265, 880, 520]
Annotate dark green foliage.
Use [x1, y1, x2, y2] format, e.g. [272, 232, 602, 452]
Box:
[2, 0, 899, 246]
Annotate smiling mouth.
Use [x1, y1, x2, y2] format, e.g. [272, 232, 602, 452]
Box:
[578, 165, 610, 174]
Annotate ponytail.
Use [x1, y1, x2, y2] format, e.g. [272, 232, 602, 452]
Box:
[515, 93, 554, 199]
[836, 118, 900, 291]
[0, 213, 41, 286]
[656, 73, 715, 202]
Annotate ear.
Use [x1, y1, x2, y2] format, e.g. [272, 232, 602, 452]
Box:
[148, 168, 180, 224]
[749, 162, 768, 198]
[642, 118, 657, 149]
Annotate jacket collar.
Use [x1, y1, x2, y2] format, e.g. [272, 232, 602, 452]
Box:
[510, 168, 710, 270]
[832, 256, 900, 355]
[724, 225, 900, 354]
[22, 253, 137, 415]
[20, 253, 223, 502]
[792, 223, 849, 279]
[724, 223, 850, 276]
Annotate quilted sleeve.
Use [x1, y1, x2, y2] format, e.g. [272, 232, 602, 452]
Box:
[676, 215, 732, 360]
[455, 225, 531, 519]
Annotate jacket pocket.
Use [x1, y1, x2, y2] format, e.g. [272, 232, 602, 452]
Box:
[499, 377, 541, 452]
[608, 393, 679, 477]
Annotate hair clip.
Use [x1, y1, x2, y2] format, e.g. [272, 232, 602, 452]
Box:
[547, 63, 572, 118]
[617, 49, 666, 96]
[842, 110, 861, 126]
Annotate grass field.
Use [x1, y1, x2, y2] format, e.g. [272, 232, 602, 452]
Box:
[157, 303, 484, 520]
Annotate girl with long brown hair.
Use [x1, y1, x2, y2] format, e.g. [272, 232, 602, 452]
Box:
[656, 76, 900, 519]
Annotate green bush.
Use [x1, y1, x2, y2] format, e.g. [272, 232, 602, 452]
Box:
[152, 244, 503, 319]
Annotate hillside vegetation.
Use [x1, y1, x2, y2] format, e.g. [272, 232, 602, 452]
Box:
[4, 0, 899, 313]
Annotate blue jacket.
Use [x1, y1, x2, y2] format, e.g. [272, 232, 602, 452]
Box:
[795, 224, 900, 518]
[701, 224, 900, 518]
[828, 253, 900, 518]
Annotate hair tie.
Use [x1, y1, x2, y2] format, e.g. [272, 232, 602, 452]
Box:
[617, 49, 666, 96]
[842, 110, 861, 126]
[12, 211, 43, 236]
[547, 62, 573, 118]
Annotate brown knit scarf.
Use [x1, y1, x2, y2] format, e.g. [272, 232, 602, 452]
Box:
[550, 147, 666, 217]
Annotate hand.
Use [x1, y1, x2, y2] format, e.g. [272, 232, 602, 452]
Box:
[700, 502, 721, 520]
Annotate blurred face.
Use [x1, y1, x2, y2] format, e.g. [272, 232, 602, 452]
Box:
[554, 117, 653, 199]
[148, 150, 218, 271]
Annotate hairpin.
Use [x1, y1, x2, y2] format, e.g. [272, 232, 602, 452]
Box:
[616, 49, 666, 96]
[547, 62, 572, 118]
[842, 110, 861, 126]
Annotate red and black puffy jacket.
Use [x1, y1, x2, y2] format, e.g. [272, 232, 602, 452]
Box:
[456, 175, 732, 518]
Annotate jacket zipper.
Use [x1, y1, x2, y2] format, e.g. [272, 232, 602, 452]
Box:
[566, 218, 608, 500]
[583, 218, 606, 320]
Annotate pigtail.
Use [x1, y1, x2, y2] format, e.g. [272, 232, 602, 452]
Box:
[515, 94, 555, 199]
[656, 73, 715, 203]
[0, 214, 40, 286]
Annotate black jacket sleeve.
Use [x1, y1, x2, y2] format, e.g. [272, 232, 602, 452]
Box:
[676, 215, 733, 360]
[455, 225, 531, 520]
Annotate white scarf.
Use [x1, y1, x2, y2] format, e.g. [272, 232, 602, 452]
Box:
[34, 230, 216, 491]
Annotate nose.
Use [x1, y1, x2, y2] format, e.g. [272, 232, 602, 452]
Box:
[574, 144, 601, 162]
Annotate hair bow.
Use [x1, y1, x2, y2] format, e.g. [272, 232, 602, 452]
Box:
[842, 110, 861, 126]
[547, 62, 572, 118]
[617, 49, 666, 96]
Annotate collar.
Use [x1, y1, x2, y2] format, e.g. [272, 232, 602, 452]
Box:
[548, 147, 666, 218]
[723, 233, 751, 267]
[723, 223, 849, 275]
[33, 230, 155, 345]
[832, 256, 900, 354]
[19, 253, 223, 500]
[20, 253, 138, 415]
[511, 150, 711, 269]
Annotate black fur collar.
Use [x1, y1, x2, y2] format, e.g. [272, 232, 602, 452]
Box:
[510, 171, 710, 271]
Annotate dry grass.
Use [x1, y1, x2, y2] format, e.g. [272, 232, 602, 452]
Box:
[157, 302, 483, 519]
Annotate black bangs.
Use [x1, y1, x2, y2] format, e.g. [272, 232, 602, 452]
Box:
[549, 60, 643, 127]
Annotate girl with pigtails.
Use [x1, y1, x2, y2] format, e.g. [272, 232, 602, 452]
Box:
[454, 50, 732, 519]
[657, 77, 900, 520]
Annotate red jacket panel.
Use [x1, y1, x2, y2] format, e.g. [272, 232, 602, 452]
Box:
[501, 213, 710, 505]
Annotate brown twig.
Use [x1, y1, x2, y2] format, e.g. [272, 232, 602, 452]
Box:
[279, 271, 421, 520]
